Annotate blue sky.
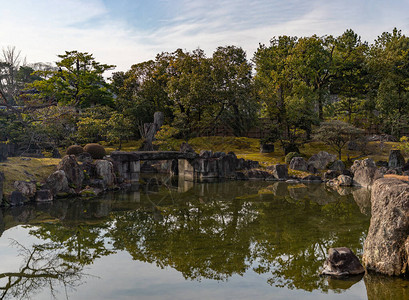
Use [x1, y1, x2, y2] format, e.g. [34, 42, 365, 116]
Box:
[1, 0, 408, 73]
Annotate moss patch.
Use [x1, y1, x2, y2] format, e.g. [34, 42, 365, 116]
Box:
[0, 157, 60, 195]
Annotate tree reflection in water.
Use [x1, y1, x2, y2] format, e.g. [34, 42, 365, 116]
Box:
[0, 240, 86, 300]
[0, 178, 376, 298]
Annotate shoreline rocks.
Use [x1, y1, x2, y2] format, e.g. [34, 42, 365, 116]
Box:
[321, 247, 365, 277]
[363, 178, 409, 276]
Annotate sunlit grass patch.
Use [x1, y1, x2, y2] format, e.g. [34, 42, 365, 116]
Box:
[0, 157, 60, 194]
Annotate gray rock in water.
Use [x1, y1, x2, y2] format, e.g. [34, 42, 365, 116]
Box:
[321, 247, 365, 277]
[363, 178, 409, 276]
[36, 189, 53, 202]
[267, 164, 288, 180]
[14, 181, 37, 198]
[351, 158, 382, 187]
[308, 151, 337, 170]
[289, 157, 308, 171]
[388, 150, 405, 169]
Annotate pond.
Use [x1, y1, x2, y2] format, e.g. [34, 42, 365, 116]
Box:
[0, 176, 408, 299]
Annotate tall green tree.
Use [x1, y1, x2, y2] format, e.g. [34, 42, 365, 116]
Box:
[211, 46, 258, 136]
[368, 28, 409, 136]
[329, 29, 369, 124]
[254, 36, 318, 151]
[27, 51, 115, 108]
[166, 48, 214, 138]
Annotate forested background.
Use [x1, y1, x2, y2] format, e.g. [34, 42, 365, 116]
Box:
[1, 28, 408, 152]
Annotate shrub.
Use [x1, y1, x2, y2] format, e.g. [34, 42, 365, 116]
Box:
[84, 143, 106, 159]
[285, 152, 302, 165]
[66, 145, 84, 156]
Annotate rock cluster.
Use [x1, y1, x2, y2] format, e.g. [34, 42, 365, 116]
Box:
[3, 155, 117, 205]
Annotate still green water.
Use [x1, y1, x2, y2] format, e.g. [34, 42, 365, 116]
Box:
[0, 177, 408, 299]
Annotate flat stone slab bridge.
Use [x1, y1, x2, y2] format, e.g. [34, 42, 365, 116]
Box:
[110, 150, 259, 182]
[110, 151, 197, 182]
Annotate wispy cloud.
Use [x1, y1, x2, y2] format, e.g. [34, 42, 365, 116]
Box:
[0, 0, 409, 74]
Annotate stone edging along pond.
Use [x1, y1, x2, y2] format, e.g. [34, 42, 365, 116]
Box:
[1, 149, 409, 278]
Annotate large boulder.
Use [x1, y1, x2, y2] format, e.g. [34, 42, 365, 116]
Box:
[362, 178, 409, 275]
[14, 181, 37, 198]
[388, 150, 405, 169]
[329, 160, 346, 172]
[308, 151, 337, 170]
[57, 155, 84, 188]
[44, 170, 72, 196]
[95, 160, 115, 187]
[321, 247, 365, 277]
[267, 164, 288, 180]
[289, 157, 308, 171]
[351, 158, 382, 187]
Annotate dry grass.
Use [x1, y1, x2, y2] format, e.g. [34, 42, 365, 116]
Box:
[0, 157, 60, 194]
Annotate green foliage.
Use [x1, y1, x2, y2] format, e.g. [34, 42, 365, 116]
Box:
[75, 106, 112, 143]
[367, 28, 409, 137]
[26, 51, 115, 108]
[397, 136, 409, 156]
[313, 120, 363, 159]
[106, 112, 133, 150]
[152, 125, 181, 151]
[285, 152, 302, 165]
[66, 145, 84, 156]
[83, 143, 106, 159]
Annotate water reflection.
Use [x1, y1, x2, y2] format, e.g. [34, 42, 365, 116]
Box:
[0, 240, 87, 300]
[0, 177, 400, 299]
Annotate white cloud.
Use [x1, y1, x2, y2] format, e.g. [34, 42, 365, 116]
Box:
[1, 0, 409, 76]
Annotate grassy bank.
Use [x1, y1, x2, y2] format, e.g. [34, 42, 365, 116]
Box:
[0, 137, 399, 197]
[0, 157, 60, 195]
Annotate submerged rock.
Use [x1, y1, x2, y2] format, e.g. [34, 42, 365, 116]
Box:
[321, 247, 365, 277]
[267, 164, 288, 180]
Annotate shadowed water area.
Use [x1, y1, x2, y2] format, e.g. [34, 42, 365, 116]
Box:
[0, 176, 408, 299]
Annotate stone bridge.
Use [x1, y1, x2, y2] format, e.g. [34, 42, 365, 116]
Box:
[110, 150, 259, 182]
